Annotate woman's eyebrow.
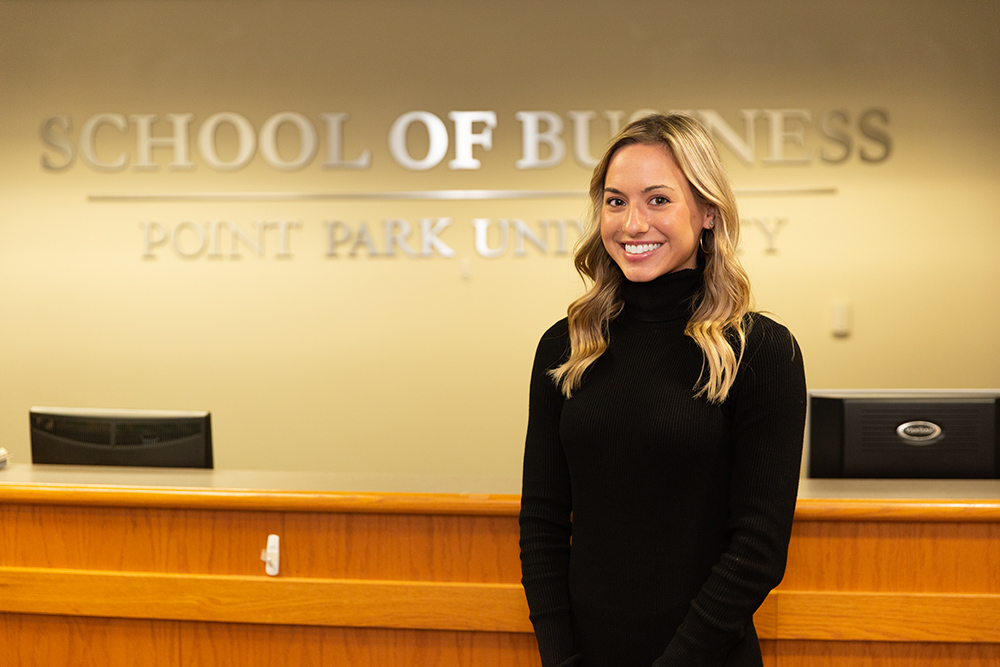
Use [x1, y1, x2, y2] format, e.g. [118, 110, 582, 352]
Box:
[603, 184, 677, 195]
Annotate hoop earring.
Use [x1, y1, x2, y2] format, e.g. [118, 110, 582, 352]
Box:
[699, 229, 713, 254]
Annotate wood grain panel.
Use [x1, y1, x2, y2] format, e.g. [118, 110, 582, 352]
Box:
[774, 591, 1000, 642]
[282, 511, 521, 582]
[795, 498, 1000, 522]
[776, 640, 1000, 667]
[760, 639, 777, 667]
[782, 520, 1000, 592]
[0, 567, 533, 632]
[0, 483, 522, 515]
[178, 623, 541, 667]
[0, 613, 543, 667]
[5, 482, 997, 521]
[3, 481, 999, 666]
[754, 596, 777, 639]
[0, 504, 522, 582]
[8, 568, 995, 644]
[0, 612, 181, 667]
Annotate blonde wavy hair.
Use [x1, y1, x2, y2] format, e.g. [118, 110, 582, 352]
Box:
[550, 113, 752, 403]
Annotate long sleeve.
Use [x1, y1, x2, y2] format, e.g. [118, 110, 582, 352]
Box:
[653, 316, 807, 666]
[519, 320, 581, 667]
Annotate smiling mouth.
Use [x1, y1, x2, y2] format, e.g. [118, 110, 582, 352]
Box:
[624, 242, 662, 255]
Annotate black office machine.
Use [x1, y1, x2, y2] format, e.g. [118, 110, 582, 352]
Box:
[30, 406, 213, 469]
[808, 390, 1000, 479]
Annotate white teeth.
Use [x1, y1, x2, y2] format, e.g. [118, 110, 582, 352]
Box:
[624, 243, 662, 254]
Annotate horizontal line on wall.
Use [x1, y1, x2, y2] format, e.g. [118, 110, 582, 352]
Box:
[739, 187, 838, 196]
[90, 190, 588, 202]
[87, 187, 837, 203]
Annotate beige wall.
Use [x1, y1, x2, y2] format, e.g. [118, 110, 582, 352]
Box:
[1, 0, 998, 478]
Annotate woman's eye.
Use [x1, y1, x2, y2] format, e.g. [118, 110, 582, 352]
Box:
[650, 196, 669, 205]
[606, 197, 625, 207]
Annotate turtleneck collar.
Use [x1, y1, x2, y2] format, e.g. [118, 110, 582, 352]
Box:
[621, 266, 704, 322]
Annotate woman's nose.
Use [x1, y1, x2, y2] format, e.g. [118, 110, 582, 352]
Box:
[623, 206, 648, 235]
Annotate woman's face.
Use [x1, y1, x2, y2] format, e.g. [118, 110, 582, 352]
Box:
[600, 142, 714, 282]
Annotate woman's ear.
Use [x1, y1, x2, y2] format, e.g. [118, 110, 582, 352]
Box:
[703, 204, 717, 230]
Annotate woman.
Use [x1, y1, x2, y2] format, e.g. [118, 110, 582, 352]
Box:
[519, 114, 806, 667]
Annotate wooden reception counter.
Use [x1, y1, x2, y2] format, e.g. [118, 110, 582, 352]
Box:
[1, 464, 998, 666]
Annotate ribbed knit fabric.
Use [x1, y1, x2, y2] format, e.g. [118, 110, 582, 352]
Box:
[519, 268, 806, 667]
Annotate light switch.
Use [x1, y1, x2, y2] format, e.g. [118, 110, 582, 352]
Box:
[832, 301, 852, 338]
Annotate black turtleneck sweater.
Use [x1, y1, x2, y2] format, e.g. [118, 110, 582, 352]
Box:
[519, 268, 806, 667]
